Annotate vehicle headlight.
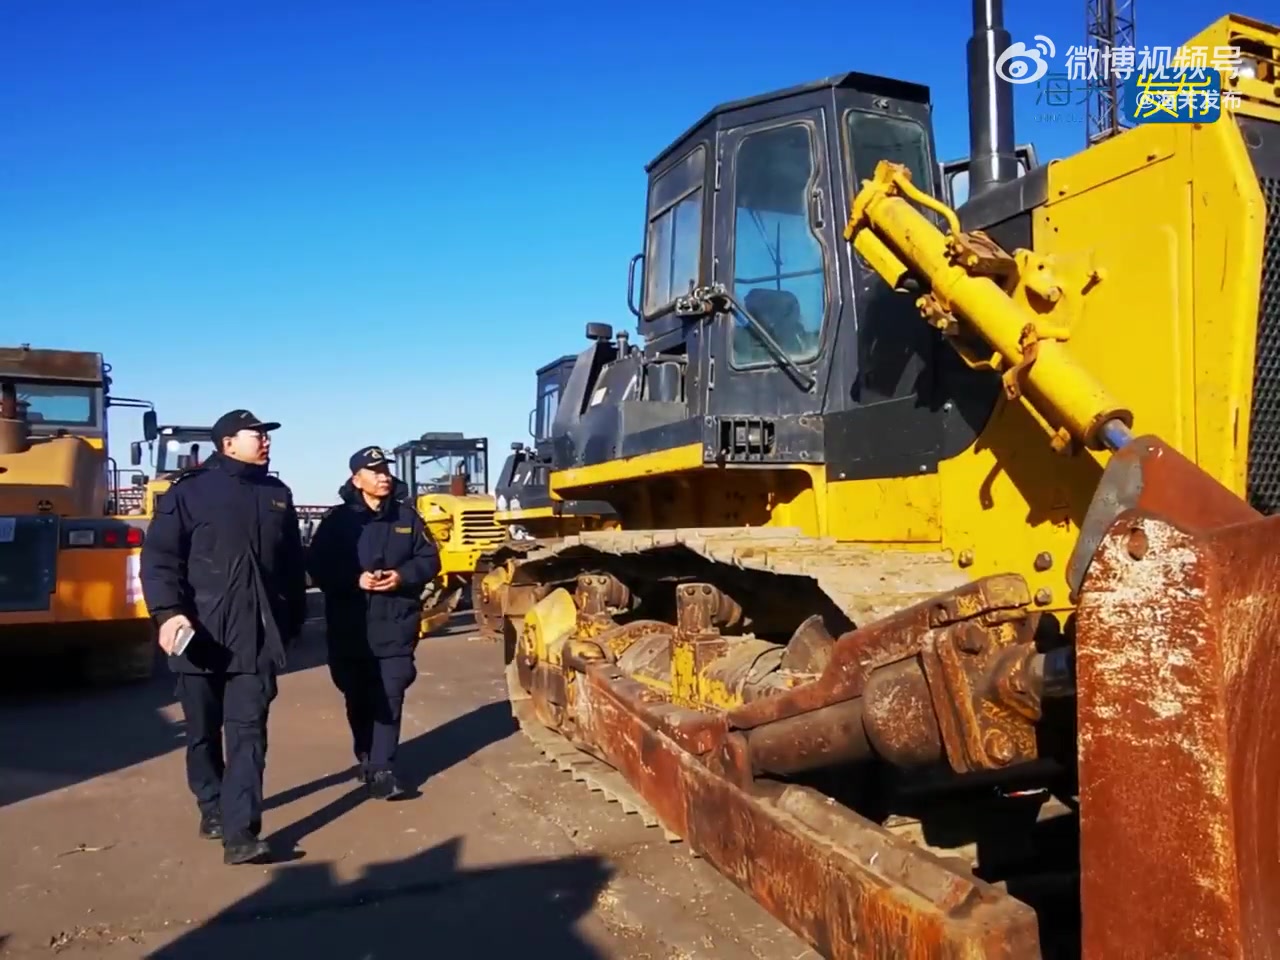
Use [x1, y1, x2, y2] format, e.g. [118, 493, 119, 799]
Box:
[497, 495, 508, 511]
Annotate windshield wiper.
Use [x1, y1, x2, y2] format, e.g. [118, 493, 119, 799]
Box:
[675, 283, 815, 392]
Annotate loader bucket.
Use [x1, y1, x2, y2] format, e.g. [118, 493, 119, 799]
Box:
[1072, 436, 1280, 957]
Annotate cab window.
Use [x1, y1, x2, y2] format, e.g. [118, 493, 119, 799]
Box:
[845, 110, 932, 196]
[643, 145, 706, 316]
[536, 380, 559, 440]
[730, 122, 826, 368]
[15, 381, 99, 428]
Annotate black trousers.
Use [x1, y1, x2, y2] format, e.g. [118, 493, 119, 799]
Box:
[176, 668, 278, 841]
[327, 654, 417, 773]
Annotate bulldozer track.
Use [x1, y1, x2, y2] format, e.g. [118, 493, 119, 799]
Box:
[497, 525, 981, 867]
[504, 662, 684, 845]
[506, 526, 969, 629]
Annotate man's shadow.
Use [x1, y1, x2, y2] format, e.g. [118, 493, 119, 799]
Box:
[261, 699, 516, 860]
[146, 836, 614, 959]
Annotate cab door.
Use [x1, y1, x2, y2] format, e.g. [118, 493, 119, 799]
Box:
[704, 101, 842, 422]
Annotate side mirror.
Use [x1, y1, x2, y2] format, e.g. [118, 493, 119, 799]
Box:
[129, 441, 142, 466]
[586, 322, 613, 342]
[511, 441, 523, 451]
[142, 410, 158, 442]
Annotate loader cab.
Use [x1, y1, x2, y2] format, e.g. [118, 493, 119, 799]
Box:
[549, 70, 1038, 481]
[149, 426, 215, 476]
[2, 353, 104, 442]
[393, 433, 489, 498]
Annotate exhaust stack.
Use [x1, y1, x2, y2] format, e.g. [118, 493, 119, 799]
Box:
[967, 0, 1020, 199]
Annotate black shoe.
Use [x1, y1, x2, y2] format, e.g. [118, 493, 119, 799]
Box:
[368, 770, 404, 800]
[223, 835, 270, 865]
[355, 761, 371, 784]
[198, 811, 223, 840]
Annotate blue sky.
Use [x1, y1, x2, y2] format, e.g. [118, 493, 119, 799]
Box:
[1, 0, 1255, 503]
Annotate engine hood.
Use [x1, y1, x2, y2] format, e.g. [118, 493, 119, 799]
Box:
[0, 436, 106, 516]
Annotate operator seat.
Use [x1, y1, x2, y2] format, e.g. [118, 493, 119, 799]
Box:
[742, 288, 813, 355]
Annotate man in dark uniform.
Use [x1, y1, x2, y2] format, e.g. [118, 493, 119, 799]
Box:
[140, 408, 307, 865]
[305, 445, 440, 799]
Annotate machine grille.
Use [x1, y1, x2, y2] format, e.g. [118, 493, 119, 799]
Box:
[1247, 176, 1280, 516]
[458, 510, 506, 547]
[0, 516, 58, 614]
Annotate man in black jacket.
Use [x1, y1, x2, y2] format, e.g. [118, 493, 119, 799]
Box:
[140, 408, 307, 865]
[305, 445, 441, 799]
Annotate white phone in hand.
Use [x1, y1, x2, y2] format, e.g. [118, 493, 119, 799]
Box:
[172, 624, 195, 656]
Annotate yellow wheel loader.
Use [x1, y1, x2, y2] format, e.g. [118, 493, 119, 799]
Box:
[129, 423, 215, 515]
[393, 432, 503, 635]
[498, 10, 1280, 959]
[473, 354, 619, 637]
[0, 346, 161, 685]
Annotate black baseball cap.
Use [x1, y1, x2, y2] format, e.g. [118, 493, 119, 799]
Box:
[349, 445, 392, 473]
[212, 409, 281, 445]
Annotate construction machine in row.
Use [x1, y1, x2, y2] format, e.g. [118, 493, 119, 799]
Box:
[494, 8, 1280, 959]
[130, 423, 215, 515]
[473, 354, 619, 636]
[392, 432, 504, 634]
[0, 345, 161, 684]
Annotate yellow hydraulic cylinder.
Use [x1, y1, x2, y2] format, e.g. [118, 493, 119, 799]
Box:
[845, 161, 1132, 452]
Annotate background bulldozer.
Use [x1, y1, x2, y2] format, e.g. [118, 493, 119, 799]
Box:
[473, 353, 618, 636]
[494, 8, 1280, 959]
[393, 431, 503, 634]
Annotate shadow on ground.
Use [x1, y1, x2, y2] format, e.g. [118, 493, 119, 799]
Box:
[0, 646, 185, 809]
[146, 837, 615, 958]
[0, 603, 480, 809]
[262, 698, 516, 860]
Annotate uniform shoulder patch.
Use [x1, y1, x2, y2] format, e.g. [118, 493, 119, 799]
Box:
[154, 468, 203, 510]
[166, 467, 203, 487]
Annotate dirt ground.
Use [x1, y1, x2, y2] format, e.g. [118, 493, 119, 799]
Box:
[0, 610, 820, 960]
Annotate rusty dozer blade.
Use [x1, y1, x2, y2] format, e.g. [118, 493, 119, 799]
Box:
[1069, 435, 1280, 959]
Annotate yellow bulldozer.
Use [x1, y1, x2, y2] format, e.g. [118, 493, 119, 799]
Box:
[495, 10, 1280, 959]
[473, 353, 619, 636]
[392, 432, 505, 634]
[0, 345, 161, 684]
